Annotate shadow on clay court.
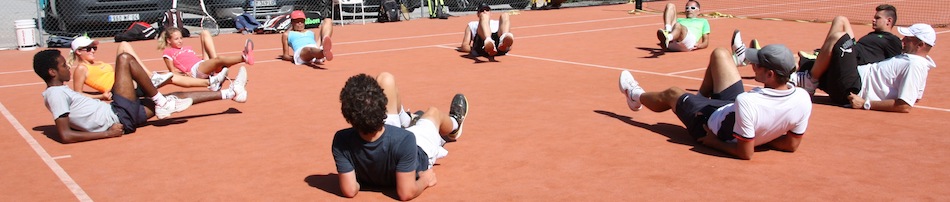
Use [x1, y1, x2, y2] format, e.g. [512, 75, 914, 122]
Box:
[305, 174, 400, 200]
[31, 108, 243, 143]
[145, 107, 243, 127]
[593, 110, 736, 159]
[636, 47, 666, 58]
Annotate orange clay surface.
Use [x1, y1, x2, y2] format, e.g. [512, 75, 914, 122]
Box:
[1, 1, 948, 200]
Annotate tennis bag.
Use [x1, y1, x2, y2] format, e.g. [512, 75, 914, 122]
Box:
[377, 0, 401, 23]
[115, 21, 157, 42]
[255, 14, 292, 34]
[159, 8, 190, 37]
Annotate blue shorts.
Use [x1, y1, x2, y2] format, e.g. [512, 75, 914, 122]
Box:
[110, 93, 148, 134]
[674, 80, 743, 140]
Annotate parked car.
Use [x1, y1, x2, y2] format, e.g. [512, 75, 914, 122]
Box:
[177, 0, 322, 26]
[42, 0, 173, 36]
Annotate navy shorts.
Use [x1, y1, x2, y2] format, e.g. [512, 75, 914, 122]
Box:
[674, 80, 744, 140]
[110, 93, 148, 134]
[817, 34, 862, 105]
[473, 32, 509, 57]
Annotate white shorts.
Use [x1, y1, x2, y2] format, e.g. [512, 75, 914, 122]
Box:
[385, 113, 448, 168]
[293, 44, 322, 65]
[667, 29, 698, 52]
[188, 60, 209, 79]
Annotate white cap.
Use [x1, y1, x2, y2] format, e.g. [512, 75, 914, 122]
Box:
[70, 36, 98, 51]
[898, 23, 936, 47]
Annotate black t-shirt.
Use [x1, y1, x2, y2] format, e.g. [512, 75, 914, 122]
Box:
[853, 31, 902, 65]
[332, 125, 429, 187]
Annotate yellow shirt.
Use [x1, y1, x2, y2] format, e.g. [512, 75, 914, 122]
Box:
[82, 62, 115, 93]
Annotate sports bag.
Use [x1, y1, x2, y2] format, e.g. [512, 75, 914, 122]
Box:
[159, 8, 191, 37]
[255, 14, 292, 34]
[115, 22, 157, 42]
[377, 0, 401, 23]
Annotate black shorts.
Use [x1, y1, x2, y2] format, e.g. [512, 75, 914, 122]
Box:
[472, 33, 509, 57]
[818, 34, 862, 105]
[110, 93, 148, 134]
[674, 81, 744, 140]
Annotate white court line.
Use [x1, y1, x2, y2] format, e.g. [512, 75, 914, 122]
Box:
[0, 82, 45, 89]
[0, 102, 92, 201]
[666, 68, 707, 75]
[52, 155, 72, 160]
[0, 70, 32, 75]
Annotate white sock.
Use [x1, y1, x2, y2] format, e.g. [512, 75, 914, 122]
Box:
[152, 93, 167, 106]
[451, 117, 460, 131]
[399, 107, 412, 128]
[221, 89, 235, 100]
[628, 89, 643, 103]
[664, 24, 672, 32]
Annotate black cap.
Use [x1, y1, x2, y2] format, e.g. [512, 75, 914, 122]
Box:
[478, 3, 491, 12]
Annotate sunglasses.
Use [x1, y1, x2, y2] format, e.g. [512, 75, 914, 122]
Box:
[79, 46, 97, 52]
[685, 6, 698, 11]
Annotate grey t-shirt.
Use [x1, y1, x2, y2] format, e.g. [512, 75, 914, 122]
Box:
[42, 85, 118, 132]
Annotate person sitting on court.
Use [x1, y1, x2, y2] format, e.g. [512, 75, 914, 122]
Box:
[159, 28, 253, 91]
[332, 72, 468, 200]
[458, 3, 515, 58]
[656, 0, 710, 52]
[33, 49, 249, 143]
[280, 10, 334, 65]
[794, 5, 902, 97]
[618, 42, 812, 160]
[789, 23, 937, 113]
[69, 36, 244, 102]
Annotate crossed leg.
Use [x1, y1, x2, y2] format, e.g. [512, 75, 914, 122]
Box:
[640, 48, 740, 112]
[117, 42, 209, 88]
[376, 72, 458, 140]
[810, 16, 856, 80]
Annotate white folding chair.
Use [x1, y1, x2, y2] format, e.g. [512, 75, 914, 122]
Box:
[334, 0, 366, 25]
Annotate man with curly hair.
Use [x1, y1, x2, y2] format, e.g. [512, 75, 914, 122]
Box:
[332, 72, 468, 200]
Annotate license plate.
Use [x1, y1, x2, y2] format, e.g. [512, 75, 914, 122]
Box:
[251, 0, 277, 7]
[108, 14, 140, 22]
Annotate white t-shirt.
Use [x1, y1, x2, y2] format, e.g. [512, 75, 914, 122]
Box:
[467, 20, 500, 40]
[42, 85, 119, 132]
[707, 84, 812, 146]
[857, 54, 936, 106]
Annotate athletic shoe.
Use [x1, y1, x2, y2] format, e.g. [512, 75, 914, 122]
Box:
[448, 94, 468, 140]
[657, 29, 671, 49]
[408, 110, 425, 128]
[789, 71, 818, 96]
[732, 29, 748, 66]
[798, 50, 818, 60]
[155, 95, 193, 119]
[483, 39, 497, 56]
[231, 66, 248, 103]
[150, 72, 173, 88]
[750, 39, 761, 49]
[243, 39, 255, 65]
[499, 33, 514, 52]
[322, 36, 333, 61]
[208, 67, 229, 91]
[618, 70, 643, 111]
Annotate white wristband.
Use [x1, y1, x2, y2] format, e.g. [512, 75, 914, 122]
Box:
[863, 99, 871, 110]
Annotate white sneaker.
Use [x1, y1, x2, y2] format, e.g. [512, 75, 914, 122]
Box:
[618, 70, 644, 111]
[208, 67, 229, 91]
[150, 72, 173, 88]
[732, 29, 748, 66]
[789, 71, 818, 96]
[658, 29, 672, 49]
[155, 95, 193, 119]
[230, 66, 248, 103]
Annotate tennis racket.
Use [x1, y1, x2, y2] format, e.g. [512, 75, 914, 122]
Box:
[199, 0, 220, 36]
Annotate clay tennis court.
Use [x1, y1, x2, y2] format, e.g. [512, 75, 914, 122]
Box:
[1, 0, 948, 200]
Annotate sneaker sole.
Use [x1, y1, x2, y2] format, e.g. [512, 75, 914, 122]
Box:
[322, 36, 333, 61]
[243, 39, 254, 65]
[449, 94, 468, 141]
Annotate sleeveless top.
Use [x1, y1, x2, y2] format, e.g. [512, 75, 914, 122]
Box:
[81, 62, 115, 93]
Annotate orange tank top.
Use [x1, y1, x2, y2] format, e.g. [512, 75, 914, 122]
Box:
[82, 62, 115, 93]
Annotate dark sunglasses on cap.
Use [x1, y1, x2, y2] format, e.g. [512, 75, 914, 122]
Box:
[79, 46, 98, 52]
